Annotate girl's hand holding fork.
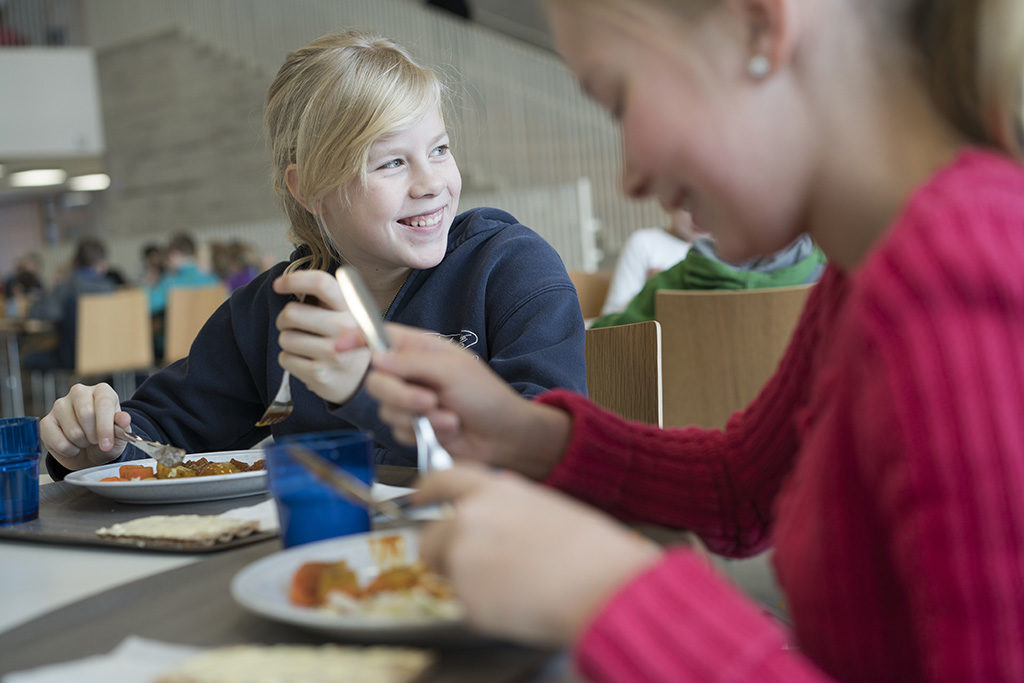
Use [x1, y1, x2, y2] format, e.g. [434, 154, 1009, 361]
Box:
[273, 270, 371, 405]
[40, 382, 133, 471]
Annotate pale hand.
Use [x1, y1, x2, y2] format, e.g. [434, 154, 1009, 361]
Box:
[344, 323, 571, 480]
[273, 270, 372, 405]
[40, 382, 133, 471]
[417, 465, 663, 646]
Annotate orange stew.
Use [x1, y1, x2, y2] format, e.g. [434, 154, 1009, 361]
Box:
[288, 558, 453, 608]
[100, 458, 265, 482]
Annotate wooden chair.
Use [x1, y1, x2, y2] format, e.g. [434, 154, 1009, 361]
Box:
[585, 320, 663, 426]
[569, 270, 612, 319]
[164, 285, 227, 363]
[28, 290, 154, 414]
[655, 285, 813, 429]
[75, 288, 155, 400]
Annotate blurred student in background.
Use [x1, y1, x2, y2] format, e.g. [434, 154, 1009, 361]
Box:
[600, 209, 701, 315]
[137, 243, 166, 288]
[103, 264, 127, 288]
[145, 232, 220, 315]
[3, 252, 44, 317]
[212, 239, 261, 292]
[225, 241, 260, 291]
[24, 237, 115, 371]
[590, 233, 825, 329]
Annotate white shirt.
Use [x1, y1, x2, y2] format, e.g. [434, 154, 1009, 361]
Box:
[601, 228, 692, 315]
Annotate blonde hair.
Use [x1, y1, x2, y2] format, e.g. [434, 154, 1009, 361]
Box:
[265, 30, 444, 272]
[906, 0, 1024, 159]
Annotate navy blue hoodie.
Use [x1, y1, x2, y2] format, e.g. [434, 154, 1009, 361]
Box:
[46, 208, 586, 478]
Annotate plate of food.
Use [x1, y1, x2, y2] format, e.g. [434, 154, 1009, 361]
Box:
[64, 450, 267, 504]
[231, 528, 472, 643]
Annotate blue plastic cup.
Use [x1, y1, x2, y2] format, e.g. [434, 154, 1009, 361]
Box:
[264, 430, 373, 548]
[0, 417, 41, 526]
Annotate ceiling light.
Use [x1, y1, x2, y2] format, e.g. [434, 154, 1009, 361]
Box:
[68, 173, 110, 191]
[9, 169, 67, 187]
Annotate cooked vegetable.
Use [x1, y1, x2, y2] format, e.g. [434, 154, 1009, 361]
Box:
[119, 464, 155, 480]
[290, 562, 332, 607]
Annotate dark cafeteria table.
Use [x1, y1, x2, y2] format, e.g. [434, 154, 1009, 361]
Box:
[0, 525, 569, 682]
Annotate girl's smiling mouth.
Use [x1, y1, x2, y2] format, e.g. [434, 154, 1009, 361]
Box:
[398, 207, 445, 228]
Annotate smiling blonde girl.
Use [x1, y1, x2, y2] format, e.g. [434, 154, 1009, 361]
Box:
[41, 30, 586, 474]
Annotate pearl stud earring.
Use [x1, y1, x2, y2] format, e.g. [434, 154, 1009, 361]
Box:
[748, 54, 771, 79]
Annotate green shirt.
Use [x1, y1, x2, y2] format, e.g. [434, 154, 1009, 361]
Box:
[590, 239, 826, 329]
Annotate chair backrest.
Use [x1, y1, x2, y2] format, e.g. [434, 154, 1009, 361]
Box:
[569, 270, 612, 319]
[585, 320, 663, 426]
[164, 284, 227, 363]
[76, 289, 154, 376]
[655, 285, 812, 429]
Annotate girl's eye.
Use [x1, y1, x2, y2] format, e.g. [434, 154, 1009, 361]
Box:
[430, 144, 450, 157]
[378, 158, 404, 170]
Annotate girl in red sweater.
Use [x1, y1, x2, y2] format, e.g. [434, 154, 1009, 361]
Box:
[341, 0, 1024, 680]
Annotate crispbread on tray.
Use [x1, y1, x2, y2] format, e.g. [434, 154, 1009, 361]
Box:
[156, 644, 433, 683]
[96, 515, 260, 548]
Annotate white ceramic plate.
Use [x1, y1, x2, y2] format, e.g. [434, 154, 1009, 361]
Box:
[64, 450, 267, 504]
[231, 528, 472, 643]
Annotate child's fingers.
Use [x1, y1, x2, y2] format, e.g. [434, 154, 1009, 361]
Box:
[273, 271, 346, 310]
[364, 370, 439, 414]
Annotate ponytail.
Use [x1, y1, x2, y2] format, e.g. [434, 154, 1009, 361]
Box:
[907, 0, 1024, 159]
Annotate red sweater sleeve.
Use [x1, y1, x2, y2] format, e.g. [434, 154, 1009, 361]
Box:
[575, 549, 830, 682]
[539, 266, 845, 557]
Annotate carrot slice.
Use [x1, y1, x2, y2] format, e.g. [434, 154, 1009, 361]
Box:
[118, 464, 155, 480]
[289, 562, 331, 607]
[100, 476, 127, 482]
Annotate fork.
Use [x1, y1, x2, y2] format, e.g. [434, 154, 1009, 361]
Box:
[255, 294, 305, 427]
[334, 266, 454, 473]
[412, 417, 454, 472]
[255, 368, 294, 427]
[113, 425, 186, 468]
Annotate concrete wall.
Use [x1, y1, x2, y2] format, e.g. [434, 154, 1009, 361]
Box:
[89, 28, 599, 273]
[81, 0, 666, 265]
[97, 29, 277, 239]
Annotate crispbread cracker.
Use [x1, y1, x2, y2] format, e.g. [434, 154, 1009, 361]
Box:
[96, 515, 259, 547]
[156, 644, 433, 683]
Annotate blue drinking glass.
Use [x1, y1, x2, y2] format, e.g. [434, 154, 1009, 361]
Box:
[264, 430, 373, 547]
[0, 416, 41, 526]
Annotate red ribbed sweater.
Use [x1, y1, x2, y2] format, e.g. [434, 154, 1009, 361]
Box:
[539, 149, 1024, 682]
